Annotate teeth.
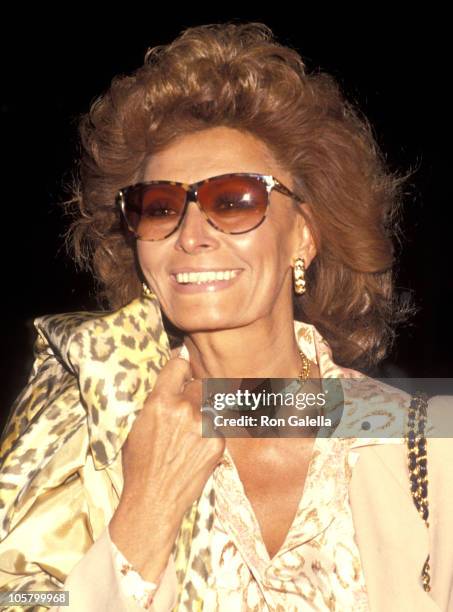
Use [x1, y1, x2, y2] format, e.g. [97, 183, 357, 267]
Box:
[174, 270, 240, 284]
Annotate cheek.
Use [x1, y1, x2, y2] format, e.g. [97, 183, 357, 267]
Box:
[136, 242, 149, 266]
[235, 228, 288, 284]
[137, 243, 163, 275]
[249, 218, 291, 259]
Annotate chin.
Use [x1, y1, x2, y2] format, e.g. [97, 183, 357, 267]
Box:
[174, 315, 238, 333]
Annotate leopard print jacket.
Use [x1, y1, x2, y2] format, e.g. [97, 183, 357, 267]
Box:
[0, 293, 208, 611]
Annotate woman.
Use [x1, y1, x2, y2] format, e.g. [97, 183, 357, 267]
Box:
[0, 21, 452, 612]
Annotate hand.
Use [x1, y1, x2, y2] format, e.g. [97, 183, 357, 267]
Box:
[109, 356, 225, 581]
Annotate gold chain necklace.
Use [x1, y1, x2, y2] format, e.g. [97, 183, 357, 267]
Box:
[298, 348, 311, 383]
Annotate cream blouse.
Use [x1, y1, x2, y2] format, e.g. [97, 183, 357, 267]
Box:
[111, 437, 370, 611]
[109, 319, 404, 611]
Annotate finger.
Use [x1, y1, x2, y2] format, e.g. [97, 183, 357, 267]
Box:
[182, 379, 203, 408]
[152, 356, 194, 395]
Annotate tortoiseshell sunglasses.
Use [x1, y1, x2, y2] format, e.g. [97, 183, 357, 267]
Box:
[115, 172, 305, 241]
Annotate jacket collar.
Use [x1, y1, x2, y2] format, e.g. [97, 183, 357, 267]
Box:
[33, 294, 410, 470]
[33, 295, 172, 469]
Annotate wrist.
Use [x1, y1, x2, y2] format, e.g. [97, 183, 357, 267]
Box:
[109, 509, 180, 583]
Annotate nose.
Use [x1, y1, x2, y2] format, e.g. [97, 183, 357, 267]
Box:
[174, 199, 219, 254]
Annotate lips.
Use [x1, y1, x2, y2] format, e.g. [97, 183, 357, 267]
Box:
[168, 269, 244, 293]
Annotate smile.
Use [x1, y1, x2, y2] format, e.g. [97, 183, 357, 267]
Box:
[172, 269, 242, 284]
[169, 269, 244, 293]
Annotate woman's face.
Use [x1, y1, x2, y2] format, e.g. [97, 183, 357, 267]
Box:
[137, 126, 316, 333]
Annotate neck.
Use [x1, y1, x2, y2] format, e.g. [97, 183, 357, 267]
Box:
[181, 315, 307, 380]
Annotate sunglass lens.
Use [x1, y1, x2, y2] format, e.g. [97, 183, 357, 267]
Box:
[124, 183, 186, 240]
[199, 175, 267, 233]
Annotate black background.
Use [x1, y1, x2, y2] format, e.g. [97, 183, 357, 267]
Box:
[1, 12, 451, 433]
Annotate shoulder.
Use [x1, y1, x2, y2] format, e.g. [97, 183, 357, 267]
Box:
[425, 395, 453, 476]
[349, 394, 453, 493]
[426, 394, 453, 435]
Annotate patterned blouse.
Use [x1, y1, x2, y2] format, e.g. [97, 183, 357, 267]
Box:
[109, 319, 402, 611]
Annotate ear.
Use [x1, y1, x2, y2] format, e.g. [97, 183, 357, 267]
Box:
[293, 204, 317, 267]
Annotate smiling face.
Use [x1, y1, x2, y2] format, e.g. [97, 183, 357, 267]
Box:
[136, 126, 316, 333]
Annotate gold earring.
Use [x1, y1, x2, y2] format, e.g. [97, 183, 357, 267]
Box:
[142, 282, 155, 299]
[293, 257, 306, 295]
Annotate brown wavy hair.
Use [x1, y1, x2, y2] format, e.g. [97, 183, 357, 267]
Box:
[61, 21, 418, 371]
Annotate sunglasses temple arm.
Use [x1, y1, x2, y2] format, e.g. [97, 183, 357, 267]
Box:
[268, 178, 305, 202]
